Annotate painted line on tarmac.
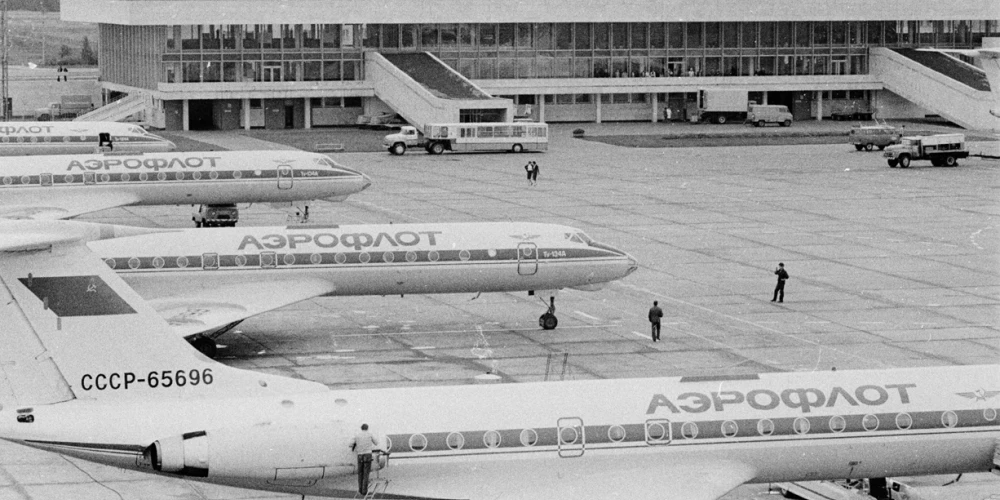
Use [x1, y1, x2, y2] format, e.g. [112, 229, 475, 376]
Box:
[411, 346, 437, 350]
[332, 324, 617, 338]
[618, 283, 893, 368]
[632, 331, 648, 339]
[574, 311, 601, 321]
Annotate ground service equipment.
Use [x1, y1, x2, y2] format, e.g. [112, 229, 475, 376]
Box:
[384, 122, 548, 155]
[698, 89, 749, 124]
[883, 133, 968, 167]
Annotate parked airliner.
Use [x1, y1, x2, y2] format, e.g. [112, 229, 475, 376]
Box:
[0, 219, 998, 500]
[0, 150, 371, 220]
[0, 121, 176, 155]
[87, 222, 639, 354]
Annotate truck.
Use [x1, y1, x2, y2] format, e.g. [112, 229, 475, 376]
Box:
[192, 204, 239, 227]
[34, 94, 94, 121]
[883, 133, 968, 168]
[384, 122, 548, 155]
[698, 89, 748, 124]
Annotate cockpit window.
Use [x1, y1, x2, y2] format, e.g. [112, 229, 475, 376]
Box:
[319, 157, 344, 169]
[565, 232, 594, 244]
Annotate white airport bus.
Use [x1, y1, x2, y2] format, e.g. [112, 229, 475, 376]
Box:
[384, 122, 548, 155]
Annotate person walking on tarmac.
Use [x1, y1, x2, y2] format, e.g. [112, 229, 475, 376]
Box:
[648, 301, 663, 342]
[351, 423, 379, 495]
[772, 263, 789, 303]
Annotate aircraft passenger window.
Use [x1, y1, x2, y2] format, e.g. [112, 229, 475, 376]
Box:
[405, 251, 417, 262]
[152, 257, 165, 269]
[21, 175, 32, 185]
[446, 432, 465, 450]
[63, 174, 76, 183]
[104, 258, 117, 269]
[862, 414, 879, 432]
[608, 425, 627, 442]
[233, 170, 243, 180]
[459, 250, 470, 261]
[157, 172, 167, 181]
[721, 420, 738, 438]
[99, 173, 110, 183]
[175, 172, 185, 180]
[483, 430, 501, 448]
[283, 254, 296, 265]
[680, 422, 698, 439]
[260, 253, 275, 267]
[828, 415, 846, 433]
[383, 251, 394, 263]
[984, 408, 998, 422]
[234, 254, 248, 267]
[310, 253, 322, 265]
[121, 173, 130, 182]
[210, 171, 219, 180]
[487, 249, 497, 258]
[1, 176, 10, 185]
[895, 413, 912, 430]
[645, 422, 666, 441]
[559, 427, 579, 445]
[521, 247, 533, 257]
[128, 257, 141, 270]
[334, 253, 347, 264]
[428, 250, 440, 262]
[358, 252, 371, 264]
[192, 172, 202, 180]
[408, 434, 427, 452]
[140, 173, 149, 182]
[384, 436, 393, 451]
[757, 419, 774, 436]
[941, 411, 958, 428]
[63, 136, 72, 143]
[176, 256, 189, 268]
[793, 417, 810, 435]
[519, 429, 537, 446]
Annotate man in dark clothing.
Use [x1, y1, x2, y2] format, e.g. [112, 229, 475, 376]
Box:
[772, 263, 789, 302]
[648, 301, 663, 341]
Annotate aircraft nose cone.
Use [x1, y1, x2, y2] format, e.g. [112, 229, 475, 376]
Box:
[625, 253, 639, 276]
[361, 174, 372, 191]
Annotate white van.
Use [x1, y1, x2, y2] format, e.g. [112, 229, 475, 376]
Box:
[747, 105, 793, 127]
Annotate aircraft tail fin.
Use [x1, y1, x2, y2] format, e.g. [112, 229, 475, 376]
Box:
[0, 221, 327, 408]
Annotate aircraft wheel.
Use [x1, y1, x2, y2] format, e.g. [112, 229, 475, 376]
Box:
[539, 313, 558, 330]
[865, 143, 874, 152]
[189, 335, 218, 358]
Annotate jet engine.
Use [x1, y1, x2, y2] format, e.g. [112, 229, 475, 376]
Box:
[141, 421, 357, 486]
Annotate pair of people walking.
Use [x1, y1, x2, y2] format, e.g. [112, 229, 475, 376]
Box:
[524, 160, 539, 186]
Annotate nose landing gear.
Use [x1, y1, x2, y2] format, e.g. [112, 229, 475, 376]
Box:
[539, 296, 558, 330]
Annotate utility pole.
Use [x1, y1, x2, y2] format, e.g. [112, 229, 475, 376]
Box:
[1, 0, 8, 120]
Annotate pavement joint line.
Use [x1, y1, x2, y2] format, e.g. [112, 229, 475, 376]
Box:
[619, 282, 894, 369]
[632, 331, 648, 339]
[334, 349, 356, 353]
[331, 324, 616, 337]
[573, 311, 600, 321]
[411, 346, 436, 350]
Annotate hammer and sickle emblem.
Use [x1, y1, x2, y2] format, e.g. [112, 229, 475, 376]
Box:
[86, 278, 98, 293]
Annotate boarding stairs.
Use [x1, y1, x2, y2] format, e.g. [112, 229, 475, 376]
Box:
[74, 93, 150, 123]
[362, 477, 390, 499]
[870, 47, 995, 130]
[365, 52, 513, 130]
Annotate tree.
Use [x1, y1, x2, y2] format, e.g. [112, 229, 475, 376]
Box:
[80, 36, 97, 65]
[58, 44, 71, 59]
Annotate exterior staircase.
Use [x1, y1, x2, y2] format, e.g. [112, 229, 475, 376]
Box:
[74, 93, 150, 124]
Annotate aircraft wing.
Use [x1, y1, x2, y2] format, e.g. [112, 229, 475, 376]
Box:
[147, 279, 337, 338]
[0, 191, 141, 220]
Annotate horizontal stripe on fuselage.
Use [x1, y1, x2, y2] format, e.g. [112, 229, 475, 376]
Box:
[104, 247, 618, 271]
[384, 407, 1000, 457]
[0, 169, 354, 187]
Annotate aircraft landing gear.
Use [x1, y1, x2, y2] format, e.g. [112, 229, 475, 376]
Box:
[539, 296, 558, 330]
[188, 334, 218, 358]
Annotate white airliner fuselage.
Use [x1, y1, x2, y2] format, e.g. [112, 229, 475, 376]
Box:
[0, 150, 371, 220]
[0, 121, 176, 155]
[6, 364, 999, 500]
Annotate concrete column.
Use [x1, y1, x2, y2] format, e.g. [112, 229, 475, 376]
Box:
[539, 95, 545, 122]
[651, 93, 658, 122]
[596, 94, 602, 123]
[762, 92, 769, 105]
[304, 98, 312, 129]
[182, 99, 190, 131]
[242, 98, 251, 130]
[816, 91, 823, 121]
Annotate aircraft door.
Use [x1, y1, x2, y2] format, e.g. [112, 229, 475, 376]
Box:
[517, 242, 537, 275]
[202, 253, 219, 270]
[277, 166, 293, 189]
[557, 417, 585, 457]
[83, 172, 96, 185]
[40, 173, 52, 186]
[645, 419, 672, 446]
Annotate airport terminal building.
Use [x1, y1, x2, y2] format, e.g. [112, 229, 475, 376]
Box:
[61, 1, 997, 130]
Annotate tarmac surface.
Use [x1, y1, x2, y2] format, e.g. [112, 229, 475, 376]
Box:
[3, 122, 1000, 499]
